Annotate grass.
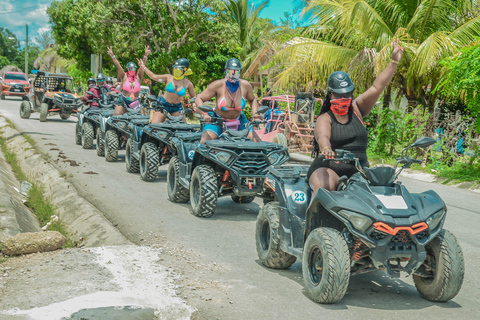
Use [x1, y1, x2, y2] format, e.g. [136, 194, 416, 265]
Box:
[0, 120, 76, 248]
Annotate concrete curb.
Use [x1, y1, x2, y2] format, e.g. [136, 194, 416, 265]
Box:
[0, 117, 131, 247]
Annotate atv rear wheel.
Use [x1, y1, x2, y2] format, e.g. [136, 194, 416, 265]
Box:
[190, 165, 218, 218]
[75, 122, 82, 145]
[413, 229, 464, 302]
[272, 132, 288, 148]
[256, 201, 296, 268]
[140, 142, 159, 181]
[39, 103, 48, 122]
[81, 122, 94, 149]
[231, 195, 255, 203]
[302, 228, 350, 304]
[167, 156, 189, 203]
[96, 128, 104, 156]
[19, 101, 31, 119]
[104, 129, 119, 162]
[125, 138, 140, 173]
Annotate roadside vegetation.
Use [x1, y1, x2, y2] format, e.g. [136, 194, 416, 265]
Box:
[0, 120, 76, 248]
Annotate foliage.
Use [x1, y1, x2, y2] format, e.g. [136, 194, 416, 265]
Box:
[435, 41, 480, 132]
[273, 0, 480, 107]
[365, 105, 429, 156]
[0, 28, 20, 64]
[0, 55, 10, 69]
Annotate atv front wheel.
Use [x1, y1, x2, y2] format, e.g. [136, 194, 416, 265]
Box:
[256, 201, 296, 268]
[139, 142, 159, 181]
[190, 165, 218, 218]
[75, 122, 82, 145]
[231, 195, 255, 203]
[167, 156, 189, 203]
[39, 103, 48, 122]
[125, 138, 139, 173]
[19, 101, 31, 119]
[302, 228, 350, 304]
[81, 122, 95, 149]
[272, 133, 288, 148]
[104, 130, 119, 162]
[413, 229, 464, 302]
[96, 128, 104, 156]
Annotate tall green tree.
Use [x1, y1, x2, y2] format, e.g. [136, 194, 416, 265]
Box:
[0, 28, 20, 65]
[274, 0, 480, 110]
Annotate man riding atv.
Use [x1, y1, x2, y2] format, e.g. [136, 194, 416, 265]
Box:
[54, 80, 71, 93]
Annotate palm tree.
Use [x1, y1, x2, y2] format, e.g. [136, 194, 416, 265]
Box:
[224, 0, 270, 61]
[274, 0, 480, 110]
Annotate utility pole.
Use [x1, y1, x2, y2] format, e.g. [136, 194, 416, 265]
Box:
[25, 24, 28, 75]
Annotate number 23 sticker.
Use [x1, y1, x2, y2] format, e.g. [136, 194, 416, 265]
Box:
[292, 191, 307, 204]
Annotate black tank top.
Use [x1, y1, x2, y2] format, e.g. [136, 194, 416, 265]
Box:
[328, 109, 368, 154]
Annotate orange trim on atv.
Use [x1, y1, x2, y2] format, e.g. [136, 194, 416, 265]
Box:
[373, 222, 428, 235]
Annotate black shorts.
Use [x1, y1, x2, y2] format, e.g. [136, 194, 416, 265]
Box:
[307, 153, 369, 181]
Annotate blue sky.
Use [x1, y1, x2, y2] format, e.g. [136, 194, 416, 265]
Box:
[0, 0, 305, 47]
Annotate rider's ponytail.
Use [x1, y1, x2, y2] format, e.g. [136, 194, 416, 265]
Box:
[311, 93, 331, 158]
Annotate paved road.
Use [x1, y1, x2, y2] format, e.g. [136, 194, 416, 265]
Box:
[1, 97, 479, 319]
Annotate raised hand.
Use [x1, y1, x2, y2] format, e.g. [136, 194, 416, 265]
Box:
[392, 37, 404, 62]
[137, 58, 145, 69]
[144, 45, 151, 57]
[107, 46, 115, 58]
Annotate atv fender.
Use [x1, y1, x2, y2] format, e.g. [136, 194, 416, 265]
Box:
[77, 112, 85, 128]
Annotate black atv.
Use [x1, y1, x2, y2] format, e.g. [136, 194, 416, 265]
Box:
[126, 95, 201, 181]
[180, 105, 289, 218]
[256, 137, 464, 304]
[20, 72, 82, 122]
[97, 100, 150, 162]
[75, 89, 118, 149]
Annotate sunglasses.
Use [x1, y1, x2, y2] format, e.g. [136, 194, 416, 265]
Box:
[127, 67, 137, 72]
[98, 79, 105, 82]
[226, 69, 240, 76]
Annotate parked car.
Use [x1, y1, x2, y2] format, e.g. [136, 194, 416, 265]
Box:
[19, 72, 82, 122]
[0, 71, 31, 100]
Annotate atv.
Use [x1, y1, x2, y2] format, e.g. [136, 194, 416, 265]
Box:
[126, 95, 201, 181]
[97, 99, 150, 162]
[255, 137, 464, 304]
[75, 88, 118, 149]
[180, 105, 289, 218]
[20, 72, 82, 122]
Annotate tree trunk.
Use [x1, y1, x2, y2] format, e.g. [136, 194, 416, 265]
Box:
[382, 84, 392, 110]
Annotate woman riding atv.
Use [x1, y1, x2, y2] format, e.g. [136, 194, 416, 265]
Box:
[138, 57, 196, 123]
[195, 58, 260, 143]
[308, 38, 404, 193]
[107, 45, 150, 116]
[105, 76, 119, 93]
[82, 77, 100, 109]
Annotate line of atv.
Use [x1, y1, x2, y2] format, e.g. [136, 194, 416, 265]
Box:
[73, 93, 464, 305]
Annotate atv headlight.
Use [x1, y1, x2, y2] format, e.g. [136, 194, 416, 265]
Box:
[215, 151, 232, 164]
[426, 208, 446, 230]
[267, 152, 280, 165]
[338, 209, 373, 233]
[156, 130, 169, 139]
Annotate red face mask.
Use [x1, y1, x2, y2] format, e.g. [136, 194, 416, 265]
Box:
[330, 98, 352, 115]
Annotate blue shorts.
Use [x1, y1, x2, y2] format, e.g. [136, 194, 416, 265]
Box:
[203, 112, 254, 137]
[118, 95, 141, 109]
[158, 96, 183, 114]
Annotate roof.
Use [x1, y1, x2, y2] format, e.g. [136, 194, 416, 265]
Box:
[3, 71, 27, 75]
[35, 71, 73, 79]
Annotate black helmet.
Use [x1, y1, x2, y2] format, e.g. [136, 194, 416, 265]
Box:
[106, 76, 113, 83]
[327, 71, 354, 94]
[126, 62, 137, 70]
[173, 58, 189, 69]
[87, 77, 96, 84]
[96, 73, 105, 81]
[225, 58, 242, 70]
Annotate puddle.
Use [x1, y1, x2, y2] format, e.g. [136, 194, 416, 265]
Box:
[62, 306, 155, 320]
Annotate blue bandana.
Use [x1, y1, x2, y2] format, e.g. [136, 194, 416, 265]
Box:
[226, 79, 240, 93]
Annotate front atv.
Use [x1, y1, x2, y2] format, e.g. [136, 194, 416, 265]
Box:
[187, 105, 289, 218]
[256, 137, 464, 304]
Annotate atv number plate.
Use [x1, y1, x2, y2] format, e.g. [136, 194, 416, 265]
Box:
[188, 150, 195, 159]
[292, 191, 307, 204]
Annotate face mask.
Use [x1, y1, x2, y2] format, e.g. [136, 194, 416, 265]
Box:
[330, 98, 352, 115]
[225, 69, 240, 92]
[127, 70, 136, 78]
[173, 68, 185, 80]
[106, 84, 112, 88]
[88, 83, 96, 89]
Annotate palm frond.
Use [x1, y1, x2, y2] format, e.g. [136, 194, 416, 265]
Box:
[450, 14, 480, 45]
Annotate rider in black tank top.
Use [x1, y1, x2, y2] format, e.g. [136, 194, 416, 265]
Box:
[307, 108, 369, 180]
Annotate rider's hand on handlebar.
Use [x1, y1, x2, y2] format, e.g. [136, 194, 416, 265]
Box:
[322, 147, 335, 159]
[202, 113, 212, 123]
